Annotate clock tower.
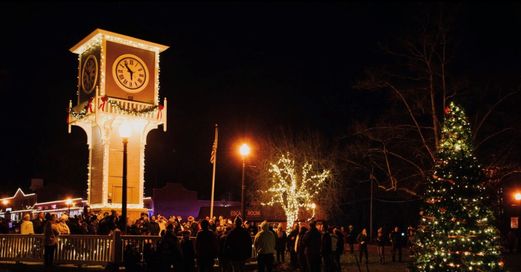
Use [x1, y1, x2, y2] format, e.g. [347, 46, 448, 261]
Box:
[68, 29, 169, 220]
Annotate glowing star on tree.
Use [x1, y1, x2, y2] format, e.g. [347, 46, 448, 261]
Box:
[262, 153, 330, 232]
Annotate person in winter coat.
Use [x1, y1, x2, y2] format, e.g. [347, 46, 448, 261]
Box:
[376, 227, 386, 264]
[55, 214, 70, 235]
[224, 216, 252, 271]
[333, 227, 344, 272]
[218, 226, 231, 272]
[296, 225, 308, 272]
[346, 225, 356, 254]
[357, 228, 369, 264]
[181, 230, 196, 272]
[254, 220, 276, 272]
[20, 214, 34, 235]
[32, 212, 45, 234]
[286, 222, 299, 269]
[43, 214, 59, 268]
[188, 216, 199, 237]
[275, 225, 287, 263]
[303, 221, 322, 272]
[389, 226, 403, 262]
[320, 223, 333, 272]
[149, 215, 161, 236]
[195, 219, 219, 272]
[158, 223, 182, 271]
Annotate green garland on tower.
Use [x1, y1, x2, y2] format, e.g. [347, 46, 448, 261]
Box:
[412, 102, 503, 271]
[106, 99, 159, 115]
[68, 97, 160, 121]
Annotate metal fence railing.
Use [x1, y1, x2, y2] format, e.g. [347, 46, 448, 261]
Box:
[55, 235, 114, 265]
[0, 234, 44, 262]
[0, 233, 257, 267]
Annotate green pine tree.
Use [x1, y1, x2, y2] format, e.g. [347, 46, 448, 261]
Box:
[412, 102, 503, 271]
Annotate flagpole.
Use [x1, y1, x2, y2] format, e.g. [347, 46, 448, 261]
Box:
[210, 124, 218, 219]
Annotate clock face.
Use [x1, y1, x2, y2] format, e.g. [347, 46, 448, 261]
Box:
[112, 54, 149, 93]
[81, 55, 98, 94]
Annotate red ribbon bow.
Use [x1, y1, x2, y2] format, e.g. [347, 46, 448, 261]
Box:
[157, 105, 164, 120]
[87, 97, 94, 113]
[98, 96, 108, 111]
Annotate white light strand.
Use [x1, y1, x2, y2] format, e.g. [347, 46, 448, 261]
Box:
[263, 153, 330, 232]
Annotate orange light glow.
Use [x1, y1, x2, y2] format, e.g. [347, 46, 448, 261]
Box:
[65, 198, 73, 206]
[514, 192, 521, 201]
[239, 143, 251, 157]
[1, 199, 8, 206]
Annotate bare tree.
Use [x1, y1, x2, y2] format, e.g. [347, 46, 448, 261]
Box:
[249, 130, 344, 224]
[350, 4, 521, 198]
[262, 153, 330, 231]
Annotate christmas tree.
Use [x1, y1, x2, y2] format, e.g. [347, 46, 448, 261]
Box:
[412, 102, 503, 271]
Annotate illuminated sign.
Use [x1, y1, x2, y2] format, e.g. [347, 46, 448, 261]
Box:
[511, 217, 519, 229]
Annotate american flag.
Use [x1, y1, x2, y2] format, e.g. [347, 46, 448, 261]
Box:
[210, 125, 218, 164]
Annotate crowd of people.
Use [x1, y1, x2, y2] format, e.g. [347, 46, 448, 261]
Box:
[0, 209, 417, 271]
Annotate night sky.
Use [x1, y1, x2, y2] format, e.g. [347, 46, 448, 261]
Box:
[2, 2, 521, 202]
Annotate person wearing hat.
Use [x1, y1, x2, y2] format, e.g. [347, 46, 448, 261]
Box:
[188, 216, 198, 237]
[254, 220, 276, 272]
[20, 213, 34, 235]
[55, 214, 70, 235]
[224, 216, 252, 271]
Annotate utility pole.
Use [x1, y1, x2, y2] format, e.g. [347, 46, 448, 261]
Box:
[370, 177, 374, 241]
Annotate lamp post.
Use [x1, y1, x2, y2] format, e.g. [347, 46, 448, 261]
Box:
[239, 143, 250, 219]
[119, 122, 132, 233]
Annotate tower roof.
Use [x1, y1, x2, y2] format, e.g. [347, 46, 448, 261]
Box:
[70, 28, 169, 54]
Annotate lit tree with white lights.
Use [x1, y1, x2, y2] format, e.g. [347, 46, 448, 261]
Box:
[263, 153, 330, 231]
[412, 102, 503, 271]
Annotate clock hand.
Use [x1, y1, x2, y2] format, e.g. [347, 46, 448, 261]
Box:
[125, 63, 134, 80]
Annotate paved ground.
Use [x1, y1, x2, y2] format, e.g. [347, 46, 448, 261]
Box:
[1, 245, 520, 271]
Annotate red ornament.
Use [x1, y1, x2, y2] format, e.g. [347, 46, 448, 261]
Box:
[444, 106, 451, 115]
[439, 207, 446, 213]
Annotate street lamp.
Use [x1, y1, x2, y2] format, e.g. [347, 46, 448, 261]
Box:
[239, 143, 251, 219]
[119, 122, 132, 233]
[1, 199, 8, 206]
[65, 198, 72, 215]
[514, 192, 521, 202]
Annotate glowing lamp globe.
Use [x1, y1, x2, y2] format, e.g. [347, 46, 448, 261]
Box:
[119, 123, 132, 138]
[65, 198, 73, 206]
[239, 143, 250, 157]
[514, 192, 521, 201]
[1, 199, 8, 206]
